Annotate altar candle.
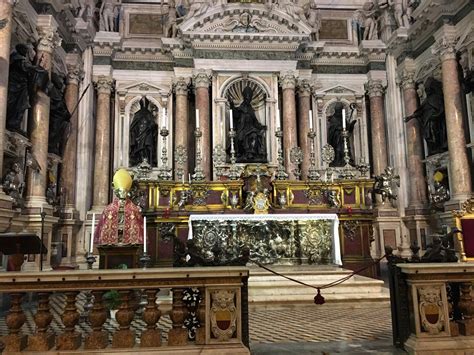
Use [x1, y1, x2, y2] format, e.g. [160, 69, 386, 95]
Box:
[229, 110, 234, 130]
[162, 108, 166, 128]
[309, 110, 313, 130]
[143, 216, 147, 253]
[276, 109, 280, 130]
[182, 174, 185, 185]
[90, 213, 95, 253]
[188, 173, 191, 183]
[196, 109, 200, 129]
[342, 108, 346, 130]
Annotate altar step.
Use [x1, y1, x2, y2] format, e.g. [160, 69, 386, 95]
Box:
[247, 265, 389, 306]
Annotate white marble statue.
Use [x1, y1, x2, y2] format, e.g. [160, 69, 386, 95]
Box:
[183, 0, 210, 20]
[77, 0, 96, 19]
[99, 0, 121, 32]
[390, 0, 411, 28]
[354, 1, 379, 41]
[307, 1, 321, 41]
[162, 0, 179, 37]
[278, 0, 307, 22]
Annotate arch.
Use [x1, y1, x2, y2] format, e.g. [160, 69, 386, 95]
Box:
[220, 74, 271, 100]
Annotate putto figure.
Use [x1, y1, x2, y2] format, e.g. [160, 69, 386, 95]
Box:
[373, 166, 400, 204]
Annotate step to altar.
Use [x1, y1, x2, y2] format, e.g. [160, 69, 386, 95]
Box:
[247, 265, 389, 307]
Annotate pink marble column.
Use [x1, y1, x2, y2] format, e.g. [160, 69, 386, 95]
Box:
[400, 69, 427, 208]
[298, 80, 311, 180]
[280, 72, 298, 179]
[436, 30, 472, 201]
[92, 76, 113, 208]
[193, 71, 211, 180]
[0, 0, 15, 180]
[366, 80, 388, 176]
[25, 22, 61, 207]
[174, 77, 189, 180]
[61, 54, 83, 210]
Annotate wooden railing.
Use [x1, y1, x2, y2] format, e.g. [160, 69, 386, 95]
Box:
[387, 258, 474, 354]
[0, 267, 250, 354]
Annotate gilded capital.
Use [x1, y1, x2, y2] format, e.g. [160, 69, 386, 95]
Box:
[95, 76, 113, 94]
[193, 71, 211, 89]
[398, 69, 416, 90]
[280, 71, 297, 90]
[174, 77, 189, 96]
[37, 27, 62, 53]
[365, 79, 385, 98]
[297, 79, 312, 97]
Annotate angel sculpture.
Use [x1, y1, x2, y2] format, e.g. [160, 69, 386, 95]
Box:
[183, 0, 210, 20]
[162, 0, 179, 38]
[373, 166, 400, 204]
[278, 0, 307, 22]
[353, 1, 379, 41]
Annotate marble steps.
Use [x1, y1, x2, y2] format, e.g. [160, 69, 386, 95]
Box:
[247, 266, 389, 305]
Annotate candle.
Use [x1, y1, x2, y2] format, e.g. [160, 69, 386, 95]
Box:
[90, 213, 95, 253]
[182, 174, 185, 185]
[342, 108, 346, 130]
[309, 110, 313, 130]
[188, 173, 191, 183]
[143, 216, 147, 253]
[276, 109, 280, 130]
[229, 110, 234, 130]
[196, 109, 200, 128]
[162, 108, 166, 128]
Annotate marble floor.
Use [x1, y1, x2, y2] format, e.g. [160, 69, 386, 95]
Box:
[0, 294, 401, 354]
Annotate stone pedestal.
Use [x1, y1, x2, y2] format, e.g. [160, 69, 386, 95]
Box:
[92, 76, 113, 209]
[280, 72, 298, 179]
[174, 77, 189, 179]
[297, 80, 311, 180]
[373, 207, 403, 258]
[193, 71, 211, 180]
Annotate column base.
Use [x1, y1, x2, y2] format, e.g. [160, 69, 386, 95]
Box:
[168, 328, 188, 346]
[27, 333, 55, 351]
[2, 334, 28, 352]
[402, 208, 431, 256]
[140, 329, 161, 347]
[458, 319, 474, 336]
[112, 329, 135, 348]
[404, 334, 474, 354]
[56, 332, 81, 350]
[373, 207, 402, 258]
[84, 331, 108, 349]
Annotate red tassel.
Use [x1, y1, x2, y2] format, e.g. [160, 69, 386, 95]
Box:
[314, 288, 325, 305]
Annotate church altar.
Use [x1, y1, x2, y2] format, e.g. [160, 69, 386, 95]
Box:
[188, 214, 341, 265]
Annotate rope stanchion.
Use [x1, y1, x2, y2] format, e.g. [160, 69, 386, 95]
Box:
[250, 255, 387, 304]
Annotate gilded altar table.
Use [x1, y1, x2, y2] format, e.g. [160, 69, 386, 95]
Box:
[188, 214, 341, 265]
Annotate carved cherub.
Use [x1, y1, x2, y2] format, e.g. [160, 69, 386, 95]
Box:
[373, 166, 400, 204]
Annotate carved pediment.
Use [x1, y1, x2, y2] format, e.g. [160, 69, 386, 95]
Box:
[317, 84, 357, 95]
[119, 81, 168, 95]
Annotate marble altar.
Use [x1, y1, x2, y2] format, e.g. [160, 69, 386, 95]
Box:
[188, 214, 341, 266]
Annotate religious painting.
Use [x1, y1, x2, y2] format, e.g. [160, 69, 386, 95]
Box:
[319, 19, 349, 40]
[129, 14, 163, 35]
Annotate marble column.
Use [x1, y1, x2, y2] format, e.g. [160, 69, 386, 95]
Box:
[366, 79, 388, 176]
[174, 77, 189, 180]
[400, 68, 427, 208]
[280, 72, 298, 179]
[92, 76, 113, 208]
[297, 80, 311, 180]
[0, 0, 15, 181]
[62, 54, 83, 210]
[193, 71, 211, 180]
[436, 28, 472, 202]
[25, 20, 61, 208]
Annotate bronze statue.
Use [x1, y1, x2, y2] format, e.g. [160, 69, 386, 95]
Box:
[229, 86, 267, 163]
[6, 44, 49, 134]
[129, 97, 158, 167]
[373, 166, 400, 204]
[405, 77, 447, 156]
[327, 102, 356, 167]
[48, 73, 71, 156]
[2, 161, 24, 208]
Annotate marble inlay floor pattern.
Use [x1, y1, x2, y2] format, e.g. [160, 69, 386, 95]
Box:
[0, 293, 392, 346]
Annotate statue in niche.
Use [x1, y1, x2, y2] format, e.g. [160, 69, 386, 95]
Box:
[229, 86, 267, 163]
[405, 77, 447, 156]
[129, 97, 158, 167]
[6, 44, 49, 134]
[48, 73, 71, 156]
[389, 0, 414, 29]
[353, 1, 379, 40]
[327, 102, 356, 167]
[99, 0, 121, 32]
[2, 161, 24, 208]
[77, 0, 97, 19]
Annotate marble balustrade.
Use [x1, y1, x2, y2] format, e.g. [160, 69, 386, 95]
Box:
[0, 267, 249, 353]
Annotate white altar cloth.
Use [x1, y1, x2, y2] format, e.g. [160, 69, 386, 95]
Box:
[188, 214, 341, 265]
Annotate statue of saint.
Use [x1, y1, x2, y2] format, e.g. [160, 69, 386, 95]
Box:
[129, 97, 158, 167]
[327, 102, 356, 167]
[229, 86, 267, 163]
[48, 73, 71, 156]
[405, 77, 447, 156]
[6, 44, 49, 134]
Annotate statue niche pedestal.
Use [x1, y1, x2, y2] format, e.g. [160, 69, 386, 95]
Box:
[97, 245, 140, 269]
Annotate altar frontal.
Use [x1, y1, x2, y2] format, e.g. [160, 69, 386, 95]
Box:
[188, 214, 341, 266]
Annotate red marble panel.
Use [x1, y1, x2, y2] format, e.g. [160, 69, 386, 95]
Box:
[159, 195, 170, 206]
[383, 229, 396, 249]
[343, 189, 356, 204]
[207, 190, 222, 204]
[292, 190, 308, 204]
[342, 225, 363, 256]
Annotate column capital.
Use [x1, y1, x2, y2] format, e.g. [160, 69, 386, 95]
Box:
[94, 76, 113, 94]
[398, 69, 416, 90]
[66, 64, 84, 85]
[174, 77, 189, 96]
[280, 71, 298, 90]
[297, 79, 312, 97]
[192, 70, 211, 89]
[433, 26, 458, 61]
[365, 79, 385, 98]
[37, 27, 62, 54]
